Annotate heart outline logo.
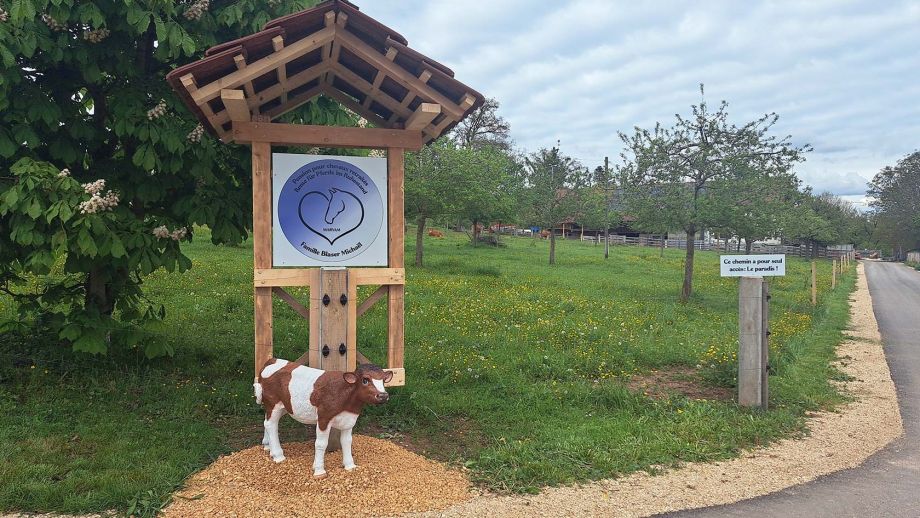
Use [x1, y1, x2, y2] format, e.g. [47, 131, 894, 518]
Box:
[298, 187, 365, 246]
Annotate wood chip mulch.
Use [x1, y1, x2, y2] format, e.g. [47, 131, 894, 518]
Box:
[162, 435, 470, 518]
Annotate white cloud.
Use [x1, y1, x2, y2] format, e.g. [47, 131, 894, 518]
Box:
[358, 0, 920, 196]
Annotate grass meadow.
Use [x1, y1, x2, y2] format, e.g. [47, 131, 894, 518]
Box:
[0, 229, 855, 514]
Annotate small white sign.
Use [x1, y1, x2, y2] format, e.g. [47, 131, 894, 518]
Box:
[272, 153, 388, 267]
[720, 254, 786, 277]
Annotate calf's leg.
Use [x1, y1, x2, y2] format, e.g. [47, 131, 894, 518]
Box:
[264, 404, 287, 463]
[340, 427, 356, 471]
[313, 424, 331, 478]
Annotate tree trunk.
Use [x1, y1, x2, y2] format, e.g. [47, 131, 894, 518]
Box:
[85, 268, 115, 316]
[549, 231, 556, 265]
[680, 228, 696, 302]
[414, 215, 426, 267]
[604, 227, 609, 259]
[472, 219, 479, 246]
[745, 238, 753, 254]
[660, 235, 666, 258]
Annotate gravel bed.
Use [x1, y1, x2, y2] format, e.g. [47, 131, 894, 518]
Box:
[411, 263, 902, 517]
[161, 436, 470, 517]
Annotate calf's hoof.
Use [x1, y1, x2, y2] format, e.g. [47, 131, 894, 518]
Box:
[344, 464, 357, 472]
[271, 454, 286, 463]
[313, 470, 327, 479]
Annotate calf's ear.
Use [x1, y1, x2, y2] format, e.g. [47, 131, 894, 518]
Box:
[383, 371, 394, 383]
[343, 372, 358, 384]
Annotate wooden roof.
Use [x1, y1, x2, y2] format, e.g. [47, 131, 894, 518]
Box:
[166, 0, 484, 144]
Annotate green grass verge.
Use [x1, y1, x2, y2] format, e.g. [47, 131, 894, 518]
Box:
[0, 229, 856, 513]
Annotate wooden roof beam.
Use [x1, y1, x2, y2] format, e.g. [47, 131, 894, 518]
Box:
[362, 47, 397, 109]
[232, 121, 423, 150]
[323, 11, 348, 85]
[271, 36, 289, 104]
[189, 25, 335, 105]
[181, 73, 230, 140]
[232, 55, 260, 114]
[264, 83, 324, 119]
[390, 67, 433, 124]
[337, 30, 464, 118]
[330, 63, 412, 121]
[221, 89, 251, 123]
[208, 62, 330, 126]
[323, 87, 394, 129]
[405, 103, 440, 131]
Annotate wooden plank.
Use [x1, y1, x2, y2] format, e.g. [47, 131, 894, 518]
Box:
[336, 30, 464, 118]
[233, 55, 259, 113]
[252, 140, 273, 378]
[191, 26, 335, 105]
[357, 285, 388, 317]
[255, 268, 405, 287]
[271, 36, 289, 104]
[387, 149, 406, 371]
[272, 287, 309, 321]
[264, 83, 324, 119]
[234, 122, 423, 150]
[318, 268, 349, 371]
[330, 64, 413, 121]
[405, 103, 440, 130]
[350, 268, 405, 286]
[181, 73, 227, 139]
[221, 89, 251, 122]
[391, 68, 433, 123]
[308, 268, 321, 368]
[322, 86, 393, 129]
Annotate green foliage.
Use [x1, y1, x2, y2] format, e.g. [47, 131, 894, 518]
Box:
[868, 151, 920, 256]
[0, 0, 330, 356]
[618, 86, 809, 299]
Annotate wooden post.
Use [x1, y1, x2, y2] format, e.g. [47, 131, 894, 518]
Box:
[832, 259, 837, 288]
[811, 260, 817, 306]
[252, 140, 273, 379]
[317, 267, 350, 371]
[387, 148, 405, 372]
[739, 276, 766, 408]
[760, 280, 770, 409]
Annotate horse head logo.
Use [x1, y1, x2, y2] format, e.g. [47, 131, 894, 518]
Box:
[300, 188, 365, 245]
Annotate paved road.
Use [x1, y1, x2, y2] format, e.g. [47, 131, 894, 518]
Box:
[664, 261, 920, 518]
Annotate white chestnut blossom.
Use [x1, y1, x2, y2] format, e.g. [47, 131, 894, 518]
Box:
[147, 99, 167, 120]
[41, 13, 66, 31]
[82, 179, 105, 195]
[58, 168, 71, 178]
[79, 191, 119, 215]
[83, 28, 110, 43]
[184, 0, 210, 21]
[0, 8, 9, 23]
[187, 124, 204, 143]
[152, 225, 188, 241]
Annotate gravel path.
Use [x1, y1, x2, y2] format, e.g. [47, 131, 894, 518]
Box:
[412, 262, 902, 517]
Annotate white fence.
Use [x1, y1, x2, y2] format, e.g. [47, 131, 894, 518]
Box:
[908, 251, 920, 263]
[576, 234, 854, 259]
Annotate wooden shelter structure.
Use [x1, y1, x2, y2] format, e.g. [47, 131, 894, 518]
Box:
[166, 0, 483, 385]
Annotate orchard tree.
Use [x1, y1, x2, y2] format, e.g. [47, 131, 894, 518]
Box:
[0, 0, 354, 356]
[869, 151, 920, 257]
[405, 140, 462, 267]
[709, 165, 801, 253]
[522, 147, 587, 265]
[618, 87, 809, 302]
[454, 144, 521, 246]
[451, 97, 511, 151]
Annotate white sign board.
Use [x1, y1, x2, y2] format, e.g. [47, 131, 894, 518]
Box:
[272, 153, 388, 267]
[720, 254, 786, 277]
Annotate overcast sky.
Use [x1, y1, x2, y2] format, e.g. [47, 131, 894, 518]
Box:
[360, 0, 920, 208]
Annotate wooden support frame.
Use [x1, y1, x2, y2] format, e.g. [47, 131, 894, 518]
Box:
[246, 127, 408, 387]
[233, 121, 422, 150]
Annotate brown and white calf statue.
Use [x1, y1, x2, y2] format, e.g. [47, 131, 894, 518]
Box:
[253, 359, 393, 478]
